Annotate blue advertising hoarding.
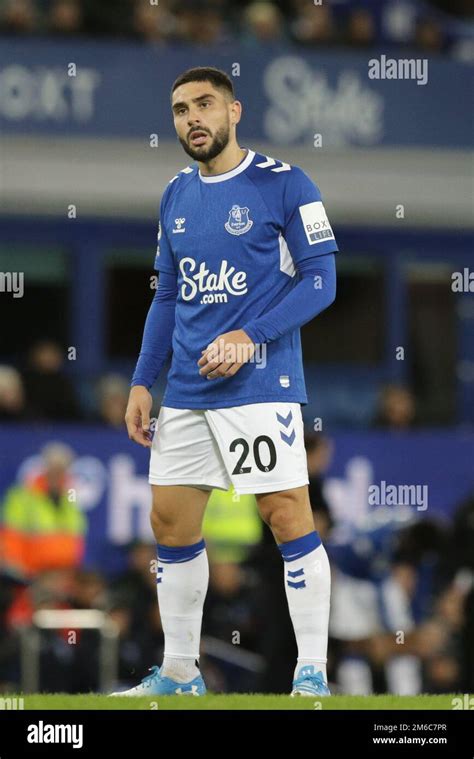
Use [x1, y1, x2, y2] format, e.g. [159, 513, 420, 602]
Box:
[0, 40, 471, 148]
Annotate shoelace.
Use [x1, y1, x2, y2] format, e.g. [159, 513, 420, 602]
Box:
[296, 672, 326, 689]
[140, 665, 161, 686]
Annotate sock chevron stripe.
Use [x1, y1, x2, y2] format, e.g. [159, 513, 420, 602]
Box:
[287, 567, 305, 578]
[287, 579, 306, 589]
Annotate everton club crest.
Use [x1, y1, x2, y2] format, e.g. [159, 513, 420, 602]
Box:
[225, 205, 253, 236]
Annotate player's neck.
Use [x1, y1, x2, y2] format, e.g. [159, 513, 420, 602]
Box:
[198, 144, 247, 177]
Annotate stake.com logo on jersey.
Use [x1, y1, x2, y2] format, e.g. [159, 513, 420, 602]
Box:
[179, 257, 248, 304]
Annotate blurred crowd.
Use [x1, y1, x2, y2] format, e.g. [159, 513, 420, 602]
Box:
[0, 432, 472, 695]
[0, 339, 427, 431]
[0, 0, 472, 58]
[0, 340, 131, 427]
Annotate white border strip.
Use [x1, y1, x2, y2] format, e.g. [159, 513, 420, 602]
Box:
[198, 148, 255, 183]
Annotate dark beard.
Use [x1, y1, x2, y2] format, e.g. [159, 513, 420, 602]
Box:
[179, 124, 230, 163]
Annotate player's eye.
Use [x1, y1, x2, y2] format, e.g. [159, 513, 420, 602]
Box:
[200, 101, 210, 108]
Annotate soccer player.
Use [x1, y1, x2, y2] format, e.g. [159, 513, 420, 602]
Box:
[112, 67, 338, 697]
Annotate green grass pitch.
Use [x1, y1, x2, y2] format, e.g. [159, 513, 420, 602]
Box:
[1, 693, 466, 710]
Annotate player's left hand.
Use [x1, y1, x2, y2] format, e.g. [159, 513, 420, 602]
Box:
[198, 329, 256, 379]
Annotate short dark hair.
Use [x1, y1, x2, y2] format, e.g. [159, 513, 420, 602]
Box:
[171, 67, 235, 102]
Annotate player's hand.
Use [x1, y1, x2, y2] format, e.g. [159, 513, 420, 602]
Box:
[198, 329, 256, 380]
[125, 385, 153, 447]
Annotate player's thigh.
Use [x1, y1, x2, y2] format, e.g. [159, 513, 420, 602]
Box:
[205, 401, 309, 494]
[150, 484, 210, 542]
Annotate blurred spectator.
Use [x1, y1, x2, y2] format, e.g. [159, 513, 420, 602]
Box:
[22, 339, 82, 421]
[48, 0, 84, 37]
[176, 2, 229, 46]
[0, 574, 25, 689]
[0, 442, 87, 581]
[71, 568, 108, 609]
[0, 0, 38, 35]
[110, 540, 158, 636]
[0, 0, 470, 56]
[305, 433, 334, 540]
[0, 366, 26, 421]
[81, 0, 134, 38]
[305, 432, 333, 479]
[201, 488, 263, 686]
[290, 2, 335, 46]
[447, 491, 474, 690]
[202, 558, 262, 691]
[373, 383, 417, 429]
[203, 486, 262, 564]
[449, 492, 474, 575]
[328, 512, 418, 694]
[414, 15, 445, 53]
[96, 373, 129, 428]
[204, 560, 260, 650]
[428, 0, 473, 18]
[422, 583, 464, 692]
[6, 567, 111, 693]
[242, 1, 286, 45]
[131, 0, 176, 43]
[328, 512, 464, 694]
[345, 8, 376, 48]
[109, 541, 165, 688]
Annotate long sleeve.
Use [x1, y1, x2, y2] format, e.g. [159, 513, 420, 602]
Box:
[131, 270, 177, 389]
[242, 252, 336, 344]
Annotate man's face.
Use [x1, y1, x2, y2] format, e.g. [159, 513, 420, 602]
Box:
[171, 81, 236, 162]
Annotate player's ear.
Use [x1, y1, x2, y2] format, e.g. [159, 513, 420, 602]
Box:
[230, 99, 242, 126]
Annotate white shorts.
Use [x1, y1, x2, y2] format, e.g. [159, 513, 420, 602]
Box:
[149, 402, 309, 495]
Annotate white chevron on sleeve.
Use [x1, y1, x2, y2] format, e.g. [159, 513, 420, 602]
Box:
[256, 156, 291, 172]
[255, 156, 276, 168]
[168, 165, 194, 184]
[272, 162, 291, 172]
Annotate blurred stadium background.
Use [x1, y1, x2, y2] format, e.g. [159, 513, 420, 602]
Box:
[0, 0, 473, 698]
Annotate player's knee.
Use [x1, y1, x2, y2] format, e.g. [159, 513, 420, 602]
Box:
[259, 489, 312, 539]
[257, 490, 294, 526]
[267, 503, 296, 536]
[150, 505, 176, 537]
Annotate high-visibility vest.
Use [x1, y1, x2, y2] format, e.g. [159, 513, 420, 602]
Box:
[202, 486, 262, 562]
[0, 484, 87, 579]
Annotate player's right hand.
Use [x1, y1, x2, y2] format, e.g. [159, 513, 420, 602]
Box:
[125, 385, 153, 448]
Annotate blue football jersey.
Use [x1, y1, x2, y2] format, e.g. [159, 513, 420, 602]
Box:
[154, 148, 339, 409]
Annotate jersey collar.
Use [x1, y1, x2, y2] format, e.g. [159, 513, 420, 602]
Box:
[198, 148, 255, 183]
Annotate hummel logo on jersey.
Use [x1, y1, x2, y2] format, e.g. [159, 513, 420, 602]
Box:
[173, 218, 186, 233]
[179, 257, 248, 304]
[225, 205, 253, 236]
